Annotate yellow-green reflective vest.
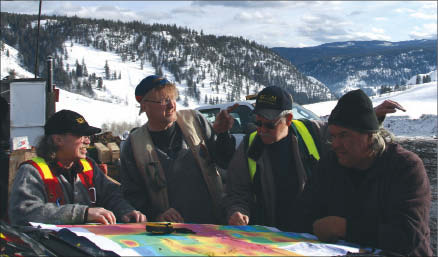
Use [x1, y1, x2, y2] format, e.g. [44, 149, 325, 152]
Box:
[247, 119, 320, 182]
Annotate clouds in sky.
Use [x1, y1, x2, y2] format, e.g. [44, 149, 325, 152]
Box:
[410, 24, 438, 40]
[1, 1, 436, 47]
[192, 1, 293, 9]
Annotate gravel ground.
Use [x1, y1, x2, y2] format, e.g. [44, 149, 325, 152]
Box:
[397, 138, 437, 256]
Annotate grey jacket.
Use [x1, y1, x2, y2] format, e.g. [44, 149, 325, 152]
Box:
[222, 119, 329, 227]
[120, 111, 235, 223]
[8, 157, 135, 225]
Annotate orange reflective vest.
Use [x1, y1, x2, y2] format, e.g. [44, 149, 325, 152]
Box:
[27, 157, 95, 206]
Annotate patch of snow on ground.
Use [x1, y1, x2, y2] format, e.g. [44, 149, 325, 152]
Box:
[304, 81, 437, 138]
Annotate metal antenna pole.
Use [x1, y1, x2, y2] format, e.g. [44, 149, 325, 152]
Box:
[34, 0, 42, 78]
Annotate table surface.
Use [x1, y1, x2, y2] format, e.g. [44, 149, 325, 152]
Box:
[33, 222, 377, 256]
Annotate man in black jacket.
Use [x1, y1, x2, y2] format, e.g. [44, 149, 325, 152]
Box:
[294, 89, 432, 256]
[222, 86, 406, 232]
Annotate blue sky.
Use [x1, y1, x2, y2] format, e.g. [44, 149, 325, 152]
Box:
[1, 1, 436, 47]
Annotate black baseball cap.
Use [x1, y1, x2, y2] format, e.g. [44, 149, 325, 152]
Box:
[254, 86, 293, 120]
[44, 110, 101, 136]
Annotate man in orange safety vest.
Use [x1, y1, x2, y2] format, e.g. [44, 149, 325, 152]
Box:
[8, 110, 146, 225]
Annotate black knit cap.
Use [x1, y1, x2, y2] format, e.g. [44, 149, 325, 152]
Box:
[328, 89, 379, 133]
[44, 110, 101, 136]
[135, 75, 171, 103]
[254, 86, 293, 120]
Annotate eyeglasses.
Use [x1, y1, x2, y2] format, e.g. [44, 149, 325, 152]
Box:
[66, 133, 90, 139]
[327, 131, 351, 144]
[143, 97, 174, 106]
[254, 118, 282, 129]
[65, 133, 91, 142]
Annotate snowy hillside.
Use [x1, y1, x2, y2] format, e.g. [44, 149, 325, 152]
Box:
[1, 41, 228, 126]
[1, 42, 436, 138]
[1, 14, 335, 105]
[304, 79, 437, 138]
[60, 40, 223, 110]
[1, 43, 35, 79]
[406, 70, 437, 85]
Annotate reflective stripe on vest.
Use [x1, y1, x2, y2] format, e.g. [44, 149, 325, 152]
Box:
[78, 159, 96, 204]
[247, 120, 319, 182]
[29, 157, 95, 205]
[292, 120, 320, 161]
[31, 157, 65, 205]
[78, 159, 93, 187]
[247, 131, 258, 182]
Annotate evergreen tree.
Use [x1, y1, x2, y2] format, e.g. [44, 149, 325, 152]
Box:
[7, 69, 17, 80]
[416, 75, 421, 84]
[88, 73, 96, 85]
[75, 59, 82, 77]
[82, 58, 88, 77]
[83, 81, 94, 96]
[380, 85, 392, 95]
[97, 77, 103, 89]
[104, 60, 110, 80]
[423, 75, 431, 83]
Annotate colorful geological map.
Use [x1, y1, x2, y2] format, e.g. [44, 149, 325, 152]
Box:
[45, 223, 369, 256]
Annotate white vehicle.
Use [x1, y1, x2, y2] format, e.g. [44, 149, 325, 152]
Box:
[196, 100, 321, 146]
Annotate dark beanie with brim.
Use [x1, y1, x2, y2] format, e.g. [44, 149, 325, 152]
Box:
[328, 89, 379, 133]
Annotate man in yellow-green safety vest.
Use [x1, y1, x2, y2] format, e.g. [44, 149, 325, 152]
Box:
[222, 86, 405, 232]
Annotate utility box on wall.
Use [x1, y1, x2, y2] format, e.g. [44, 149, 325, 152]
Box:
[9, 79, 46, 147]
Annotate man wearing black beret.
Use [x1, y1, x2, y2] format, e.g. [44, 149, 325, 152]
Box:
[120, 75, 236, 224]
[294, 89, 432, 256]
[8, 110, 147, 225]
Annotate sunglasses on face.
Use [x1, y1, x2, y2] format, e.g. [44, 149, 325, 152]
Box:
[254, 118, 282, 129]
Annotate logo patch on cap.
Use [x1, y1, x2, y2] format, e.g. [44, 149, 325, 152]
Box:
[154, 78, 165, 84]
[76, 117, 85, 124]
[258, 94, 277, 105]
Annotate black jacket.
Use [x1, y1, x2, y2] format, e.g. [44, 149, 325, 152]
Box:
[222, 120, 329, 229]
[294, 143, 432, 256]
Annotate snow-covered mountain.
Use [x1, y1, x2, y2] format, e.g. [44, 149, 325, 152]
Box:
[2, 40, 436, 138]
[0, 13, 334, 106]
[272, 40, 437, 97]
